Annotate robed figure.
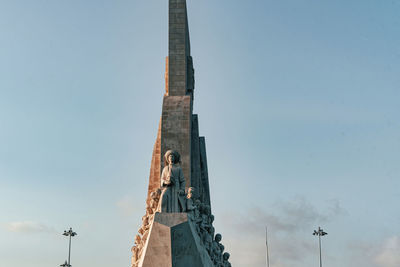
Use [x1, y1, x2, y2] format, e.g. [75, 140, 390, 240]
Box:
[159, 150, 186, 212]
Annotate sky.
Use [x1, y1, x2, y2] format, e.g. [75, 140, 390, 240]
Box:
[0, 0, 399, 266]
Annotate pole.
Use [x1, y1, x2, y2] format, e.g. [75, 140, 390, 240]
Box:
[313, 227, 327, 267]
[68, 233, 72, 266]
[318, 232, 322, 267]
[266, 226, 270, 267]
[63, 227, 76, 267]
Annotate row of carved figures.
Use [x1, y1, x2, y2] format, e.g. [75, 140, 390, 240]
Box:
[131, 189, 161, 267]
[131, 187, 231, 267]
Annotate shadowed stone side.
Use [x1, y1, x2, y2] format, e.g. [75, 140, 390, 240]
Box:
[171, 222, 202, 267]
[191, 114, 201, 200]
[199, 137, 211, 207]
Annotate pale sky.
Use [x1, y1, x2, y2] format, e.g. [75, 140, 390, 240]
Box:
[1, 1, 399, 267]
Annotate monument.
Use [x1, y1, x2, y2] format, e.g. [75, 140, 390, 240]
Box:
[131, 1, 231, 266]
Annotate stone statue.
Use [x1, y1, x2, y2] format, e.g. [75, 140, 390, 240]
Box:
[186, 187, 196, 211]
[146, 206, 153, 216]
[211, 233, 223, 264]
[159, 150, 186, 212]
[189, 198, 202, 234]
[223, 252, 231, 267]
[219, 243, 225, 255]
[131, 245, 139, 267]
[199, 205, 212, 253]
[150, 189, 161, 212]
[131, 235, 142, 267]
[138, 215, 150, 236]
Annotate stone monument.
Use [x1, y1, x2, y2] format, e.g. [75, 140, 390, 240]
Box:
[131, 1, 231, 266]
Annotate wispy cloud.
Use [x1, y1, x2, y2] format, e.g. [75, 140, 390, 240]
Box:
[4, 221, 57, 234]
[218, 197, 346, 267]
[375, 236, 400, 267]
[346, 236, 400, 267]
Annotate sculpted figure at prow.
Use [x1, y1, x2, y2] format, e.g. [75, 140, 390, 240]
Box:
[160, 150, 186, 212]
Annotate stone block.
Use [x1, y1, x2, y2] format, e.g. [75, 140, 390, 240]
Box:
[139, 213, 213, 267]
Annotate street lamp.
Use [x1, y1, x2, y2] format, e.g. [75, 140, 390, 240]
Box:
[313, 226, 327, 267]
[60, 260, 71, 267]
[63, 227, 77, 267]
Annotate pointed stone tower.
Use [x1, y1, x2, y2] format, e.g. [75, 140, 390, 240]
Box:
[131, 1, 230, 266]
[146, 0, 210, 211]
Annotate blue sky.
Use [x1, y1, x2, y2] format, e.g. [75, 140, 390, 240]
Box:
[0, 0, 399, 266]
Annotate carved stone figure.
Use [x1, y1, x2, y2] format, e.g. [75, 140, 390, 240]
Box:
[138, 227, 144, 236]
[146, 206, 153, 216]
[199, 211, 212, 252]
[209, 214, 215, 225]
[219, 244, 225, 255]
[188, 198, 202, 234]
[140, 215, 150, 232]
[223, 252, 231, 267]
[134, 234, 141, 247]
[159, 150, 186, 212]
[150, 189, 161, 212]
[131, 234, 142, 267]
[211, 233, 223, 264]
[186, 187, 196, 212]
[131, 245, 139, 267]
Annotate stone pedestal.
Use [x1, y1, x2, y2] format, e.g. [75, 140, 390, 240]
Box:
[139, 213, 214, 267]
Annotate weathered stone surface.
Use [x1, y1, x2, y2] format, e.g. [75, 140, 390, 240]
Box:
[168, 0, 190, 96]
[167, 0, 193, 97]
[161, 95, 192, 189]
[139, 220, 172, 267]
[139, 213, 213, 267]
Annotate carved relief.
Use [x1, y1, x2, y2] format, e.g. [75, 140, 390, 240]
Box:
[131, 188, 162, 267]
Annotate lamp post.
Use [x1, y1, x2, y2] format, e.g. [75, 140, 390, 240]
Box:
[313, 227, 327, 267]
[63, 227, 77, 267]
[266, 226, 270, 267]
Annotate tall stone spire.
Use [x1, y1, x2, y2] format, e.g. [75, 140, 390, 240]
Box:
[147, 0, 204, 205]
[166, 0, 194, 97]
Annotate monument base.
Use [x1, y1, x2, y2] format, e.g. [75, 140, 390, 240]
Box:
[138, 212, 214, 267]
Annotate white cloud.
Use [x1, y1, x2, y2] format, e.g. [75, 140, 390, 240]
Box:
[375, 236, 400, 267]
[4, 221, 57, 234]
